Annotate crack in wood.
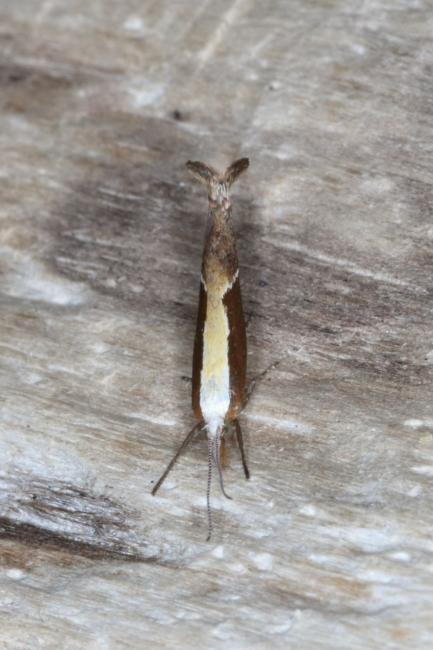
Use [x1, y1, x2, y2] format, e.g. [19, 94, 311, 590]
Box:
[0, 517, 147, 562]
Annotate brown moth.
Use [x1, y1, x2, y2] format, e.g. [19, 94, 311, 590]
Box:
[152, 158, 250, 540]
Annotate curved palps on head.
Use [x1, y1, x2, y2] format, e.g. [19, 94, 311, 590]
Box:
[186, 158, 249, 205]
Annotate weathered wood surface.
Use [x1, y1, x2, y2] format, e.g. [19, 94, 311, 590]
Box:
[1, 1, 433, 648]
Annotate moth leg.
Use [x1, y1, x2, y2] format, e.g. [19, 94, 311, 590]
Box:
[244, 359, 282, 407]
[234, 419, 250, 480]
[220, 428, 228, 470]
[151, 422, 203, 495]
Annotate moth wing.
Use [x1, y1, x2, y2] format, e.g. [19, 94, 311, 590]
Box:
[223, 276, 247, 418]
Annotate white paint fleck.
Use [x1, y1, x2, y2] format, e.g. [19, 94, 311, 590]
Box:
[411, 465, 433, 477]
[249, 528, 272, 539]
[272, 144, 298, 161]
[361, 176, 394, 194]
[226, 594, 241, 602]
[309, 553, 330, 565]
[212, 545, 225, 559]
[212, 622, 235, 641]
[228, 562, 247, 574]
[404, 419, 423, 428]
[130, 284, 143, 294]
[299, 504, 317, 517]
[268, 80, 282, 91]
[407, 485, 422, 497]
[351, 43, 367, 55]
[25, 372, 43, 385]
[151, 609, 176, 626]
[249, 552, 274, 571]
[175, 610, 201, 621]
[245, 413, 313, 434]
[91, 341, 110, 354]
[404, 418, 433, 429]
[123, 16, 144, 32]
[129, 83, 164, 108]
[6, 569, 24, 580]
[266, 621, 293, 635]
[357, 569, 393, 584]
[388, 551, 411, 562]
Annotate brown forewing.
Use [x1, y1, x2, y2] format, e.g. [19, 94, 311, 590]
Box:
[224, 276, 247, 420]
[192, 281, 206, 422]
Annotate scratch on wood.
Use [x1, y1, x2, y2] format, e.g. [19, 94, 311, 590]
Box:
[0, 517, 147, 561]
[0, 476, 153, 562]
[197, 0, 250, 67]
[265, 238, 425, 292]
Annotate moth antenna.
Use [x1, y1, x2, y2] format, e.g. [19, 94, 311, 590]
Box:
[214, 433, 232, 500]
[206, 438, 213, 542]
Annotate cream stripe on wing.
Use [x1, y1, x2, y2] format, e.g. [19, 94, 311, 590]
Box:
[200, 272, 238, 437]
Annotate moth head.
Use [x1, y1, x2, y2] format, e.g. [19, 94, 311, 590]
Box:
[186, 158, 249, 206]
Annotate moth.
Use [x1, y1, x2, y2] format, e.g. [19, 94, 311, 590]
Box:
[152, 157, 250, 539]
